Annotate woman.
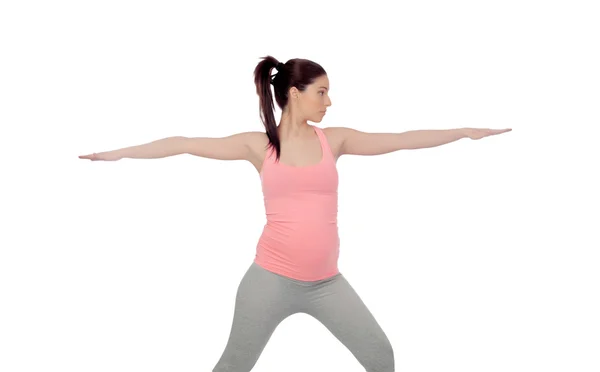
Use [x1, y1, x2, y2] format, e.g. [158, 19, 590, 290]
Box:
[80, 55, 511, 371]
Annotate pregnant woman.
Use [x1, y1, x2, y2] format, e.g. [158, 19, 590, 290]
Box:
[80, 55, 511, 372]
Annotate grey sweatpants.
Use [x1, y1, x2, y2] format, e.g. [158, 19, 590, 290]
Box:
[212, 262, 394, 372]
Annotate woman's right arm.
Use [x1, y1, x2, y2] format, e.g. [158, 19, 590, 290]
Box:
[79, 132, 258, 161]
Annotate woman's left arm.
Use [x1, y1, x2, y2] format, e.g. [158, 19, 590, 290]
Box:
[337, 127, 512, 156]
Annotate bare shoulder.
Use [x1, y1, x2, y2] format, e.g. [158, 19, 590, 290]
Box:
[245, 131, 270, 152]
[242, 126, 350, 172]
[322, 126, 351, 160]
[244, 131, 270, 172]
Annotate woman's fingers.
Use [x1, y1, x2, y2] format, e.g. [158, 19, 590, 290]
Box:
[79, 153, 99, 160]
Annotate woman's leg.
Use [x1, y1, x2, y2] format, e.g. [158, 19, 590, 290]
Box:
[212, 262, 299, 372]
[303, 274, 395, 372]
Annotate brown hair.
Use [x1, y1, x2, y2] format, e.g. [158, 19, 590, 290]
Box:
[253, 55, 327, 162]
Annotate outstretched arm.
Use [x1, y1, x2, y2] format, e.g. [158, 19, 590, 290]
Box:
[337, 127, 512, 156]
[79, 132, 257, 161]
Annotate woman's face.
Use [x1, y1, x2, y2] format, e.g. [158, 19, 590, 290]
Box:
[297, 74, 332, 123]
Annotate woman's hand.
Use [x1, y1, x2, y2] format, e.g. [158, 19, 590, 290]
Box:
[78, 152, 122, 161]
[463, 128, 512, 140]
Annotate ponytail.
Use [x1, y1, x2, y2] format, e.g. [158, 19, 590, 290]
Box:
[253, 55, 284, 162]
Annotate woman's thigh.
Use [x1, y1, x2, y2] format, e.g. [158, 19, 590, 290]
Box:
[212, 263, 299, 372]
[302, 274, 395, 371]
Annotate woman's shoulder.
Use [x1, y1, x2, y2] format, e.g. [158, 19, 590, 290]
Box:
[246, 131, 270, 152]
[321, 126, 346, 160]
[244, 126, 347, 168]
[244, 131, 271, 173]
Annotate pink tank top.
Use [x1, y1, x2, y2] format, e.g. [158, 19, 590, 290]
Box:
[254, 125, 340, 281]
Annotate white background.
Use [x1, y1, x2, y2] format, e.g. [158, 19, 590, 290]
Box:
[1, 0, 599, 371]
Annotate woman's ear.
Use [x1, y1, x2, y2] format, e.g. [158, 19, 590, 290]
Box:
[289, 86, 299, 99]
